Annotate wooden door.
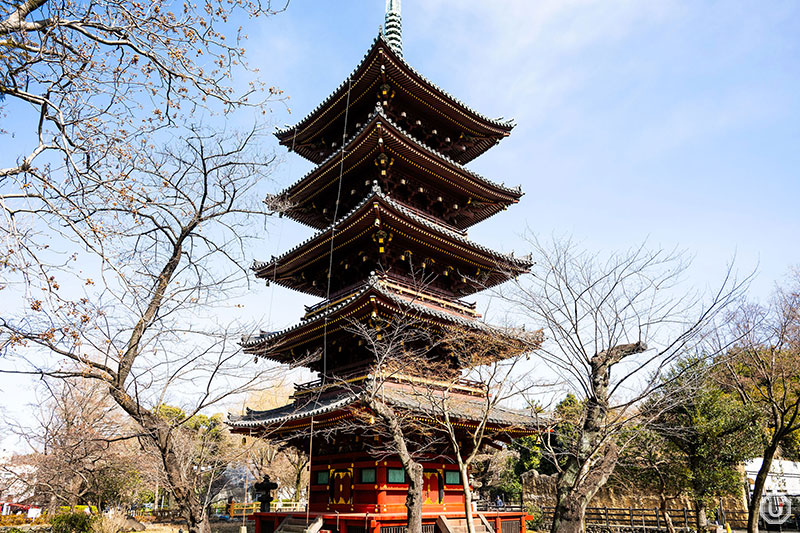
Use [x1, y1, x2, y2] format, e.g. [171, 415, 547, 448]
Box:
[328, 468, 353, 505]
[423, 470, 444, 505]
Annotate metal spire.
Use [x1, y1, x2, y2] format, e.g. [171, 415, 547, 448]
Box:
[384, 0, 403, 57]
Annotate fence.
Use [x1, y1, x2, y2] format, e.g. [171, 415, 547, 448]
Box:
[476, 499, 525, 513]
[270, 501, 305, 512]
[130, 509, 180, 521]
[228, 502, 260, 517]
[535, 507, 701, 531]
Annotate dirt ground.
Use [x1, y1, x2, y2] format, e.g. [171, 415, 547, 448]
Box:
[143, 521, 256, 533]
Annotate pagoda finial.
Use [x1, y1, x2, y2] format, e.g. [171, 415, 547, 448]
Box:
[384, 0, 403, 57]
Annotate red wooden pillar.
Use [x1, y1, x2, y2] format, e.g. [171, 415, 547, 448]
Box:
[376, 463, 386, 511]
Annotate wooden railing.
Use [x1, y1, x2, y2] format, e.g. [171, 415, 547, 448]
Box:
[535, 507, 700, 531]
[130, 509, 179, 521]
[476, 499, 524, 513]
[228, 502, 259, 517]
[270, 501, 306, 512]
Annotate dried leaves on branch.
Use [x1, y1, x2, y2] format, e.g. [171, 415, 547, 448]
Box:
[1, 126, 283, 533]
[0, 0, 287, 312]
[0, 0, 286, 176]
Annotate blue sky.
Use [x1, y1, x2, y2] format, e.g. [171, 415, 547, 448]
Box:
[241, 0, 799, 330]
[3, 0, 800, 449]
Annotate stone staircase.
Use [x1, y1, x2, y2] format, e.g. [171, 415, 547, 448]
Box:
[275, 516, 323, 533]
[438, 516, 494, 533]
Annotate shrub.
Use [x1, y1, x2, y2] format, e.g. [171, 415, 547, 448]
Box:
[91, 511, 129, 533]
[51, 513, 96, 533]
[524, 503, 545, 532]
[0, 516, 27, 526]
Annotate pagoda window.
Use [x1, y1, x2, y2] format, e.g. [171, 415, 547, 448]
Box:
[387, 468, 406, 484]
[315, 470, 329, 485]
[444, 470, 461, 485]
[359, 467, 377, 484]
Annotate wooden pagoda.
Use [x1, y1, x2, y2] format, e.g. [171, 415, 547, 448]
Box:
[230, 4, 540, 533]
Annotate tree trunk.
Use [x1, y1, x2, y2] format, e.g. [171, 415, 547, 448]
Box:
[181, 498, 212, 533]
[460, 463, 476, 533]
[406, 462, 424, 533]
[696, 501, 708, 532]
[166, 453, 212, 533]
[549, 344, 640, 533]
[47, 494, 59, 516]
[550, 489, 587, 533]
[293, 465, 304, 502]
[109, 389, 212, 533]
[366, 395, 423, 533]
[660, 495, 675, 533]
[747, 437, 781, 533]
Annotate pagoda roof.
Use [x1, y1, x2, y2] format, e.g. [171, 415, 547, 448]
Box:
[228, 381, 541, 434]
[272, 105, 523, 230]
[275, 34, 514, 165]
[229, 389, 359, 430]
[254, 187, 531, 297]
[240, 274, 538, 363]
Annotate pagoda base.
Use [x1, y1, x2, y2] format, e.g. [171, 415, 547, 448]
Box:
[250, 510, 528, 533]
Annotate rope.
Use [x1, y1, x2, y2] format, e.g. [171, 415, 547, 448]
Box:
[305, 417, 314, 522]
[266, 127, 295, 326]
[321, 76, 353, 382]
[305, 79, 352, 517]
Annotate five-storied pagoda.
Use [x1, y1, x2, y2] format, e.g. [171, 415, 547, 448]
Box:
[229, 3, 540, 533]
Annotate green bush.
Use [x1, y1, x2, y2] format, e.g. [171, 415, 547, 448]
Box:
[524, 503, 545, 532]
[51, 512, 96, 533]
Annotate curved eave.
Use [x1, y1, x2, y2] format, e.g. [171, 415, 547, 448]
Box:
[253, 190, 531, 297]
[275, 35, 514, 165]
[228, 385, 544, 433]
[228, 392, 361, 430]
[274, 108, 523, 231]
[240, 277, 506, 362]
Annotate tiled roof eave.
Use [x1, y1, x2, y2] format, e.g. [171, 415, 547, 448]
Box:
[274, 107, 523, 213]
[228, 384, 544, 430]
[240, 274, 536, 355]
[275, 34, 514, 141]
[227, 392, 362, 428]
[252, 189, 531, 280]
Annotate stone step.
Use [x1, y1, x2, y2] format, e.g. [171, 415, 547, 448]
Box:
[450, 526, 488, 533]
[451, 526, 489, 533]
[278, 517, 321, 533]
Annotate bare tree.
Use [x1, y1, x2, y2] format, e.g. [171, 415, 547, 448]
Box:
[423, 327, 542, 533]
[4, 379, 139, 513]
[0, 0, 287, 369]
[338, 312, 444, 533]
[240, 386, 310, 502]
[0, 0, 286, 180]
[717, 272, 800, 533]
[1, 127, 284, 533]
[505, 236, 747, 533]
[332, 291, 540, 533]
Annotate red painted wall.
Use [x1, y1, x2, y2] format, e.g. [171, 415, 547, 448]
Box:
[309, 454, 468, 514]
